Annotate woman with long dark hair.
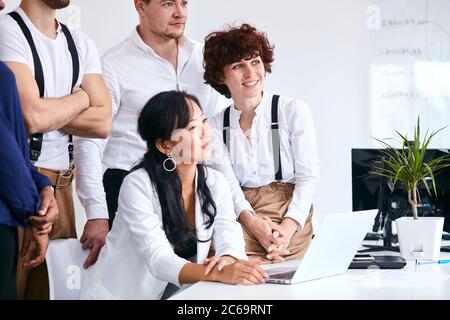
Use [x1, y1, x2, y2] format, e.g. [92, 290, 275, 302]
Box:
[80, 91, 267, 300]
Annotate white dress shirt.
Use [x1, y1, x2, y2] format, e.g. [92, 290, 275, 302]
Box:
[0, 8, 102, 170]
[79, 167, 247, 300]
[74, 28, 229, 220]
[208, 93, 320, 228]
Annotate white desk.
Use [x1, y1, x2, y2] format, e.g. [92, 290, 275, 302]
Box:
[171, 246, 450, 300]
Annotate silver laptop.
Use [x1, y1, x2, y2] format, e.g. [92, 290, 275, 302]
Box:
[266, 209, 377, 284]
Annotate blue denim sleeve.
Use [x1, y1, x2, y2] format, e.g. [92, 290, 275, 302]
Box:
[0, 111, 42, 226]
[0, 61, 46, 227]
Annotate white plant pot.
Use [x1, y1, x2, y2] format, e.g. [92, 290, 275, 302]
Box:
[395, 216, 444, 261]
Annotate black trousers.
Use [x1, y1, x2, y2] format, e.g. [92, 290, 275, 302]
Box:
[0, 224, 18, 300]
[103, 168, 130, 230]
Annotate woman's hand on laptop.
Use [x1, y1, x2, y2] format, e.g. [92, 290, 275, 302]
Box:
[211, 260, 268, 285]
[203, 255, 236, 276]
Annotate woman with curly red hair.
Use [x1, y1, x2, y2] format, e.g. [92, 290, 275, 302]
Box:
[204, 24, 320, 264]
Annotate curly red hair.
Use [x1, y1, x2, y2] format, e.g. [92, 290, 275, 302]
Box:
[203, 23, 274, 98]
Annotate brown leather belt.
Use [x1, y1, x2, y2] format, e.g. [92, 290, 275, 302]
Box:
[37, 165, 75, 189]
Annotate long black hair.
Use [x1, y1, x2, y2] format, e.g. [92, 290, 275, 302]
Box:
[132, 91, 217, 259]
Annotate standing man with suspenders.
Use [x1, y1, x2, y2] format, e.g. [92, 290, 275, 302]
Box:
[0, 0, 112, 299]
[75, 0, 229, 230]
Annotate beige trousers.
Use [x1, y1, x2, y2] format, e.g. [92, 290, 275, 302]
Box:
[242, 182, 313, 264]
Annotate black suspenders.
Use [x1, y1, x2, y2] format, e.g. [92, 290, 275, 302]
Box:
[222, 95, 283, 182]
[222, 106, 231, 152]
[8, 11, 80, 165]
[270, 95, 283, 181]
[60, 23, 79, 165]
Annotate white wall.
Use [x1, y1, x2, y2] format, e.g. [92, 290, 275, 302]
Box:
[2, 0, 375, 233]
[182, 0, 374, 224]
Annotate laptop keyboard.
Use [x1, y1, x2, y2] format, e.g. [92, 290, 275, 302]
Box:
[269, 271, 296, 280]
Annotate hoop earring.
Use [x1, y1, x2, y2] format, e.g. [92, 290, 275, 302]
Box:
[163, 153, 177, 172]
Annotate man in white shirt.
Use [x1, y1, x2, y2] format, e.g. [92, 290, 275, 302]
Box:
[75, 0, 230, 228]
[0, 0, 111, 299]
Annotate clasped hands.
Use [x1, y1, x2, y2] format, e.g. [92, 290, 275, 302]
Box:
[22, 186, 59, 269]
[242, 211, 299, 263]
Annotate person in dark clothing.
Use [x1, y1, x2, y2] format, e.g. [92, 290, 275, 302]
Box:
[0, 60, 58, 299]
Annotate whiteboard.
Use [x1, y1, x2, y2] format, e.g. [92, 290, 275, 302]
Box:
[368, 0, 450, 147]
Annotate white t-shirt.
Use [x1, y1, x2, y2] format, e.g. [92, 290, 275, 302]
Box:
[0, 7, 102, 170]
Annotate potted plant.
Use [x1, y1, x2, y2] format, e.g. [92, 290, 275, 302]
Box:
[372, 118, 450, 260]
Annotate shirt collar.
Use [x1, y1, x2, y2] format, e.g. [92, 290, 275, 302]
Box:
[231, 91, 268, 117]
[255, 91, 269, 116]
[130, 26, 194, 58]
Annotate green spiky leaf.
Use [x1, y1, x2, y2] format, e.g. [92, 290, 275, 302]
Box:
[370, 117, 450, 219]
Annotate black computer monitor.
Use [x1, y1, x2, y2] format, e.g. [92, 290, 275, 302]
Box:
[352, 148, 450, 251]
